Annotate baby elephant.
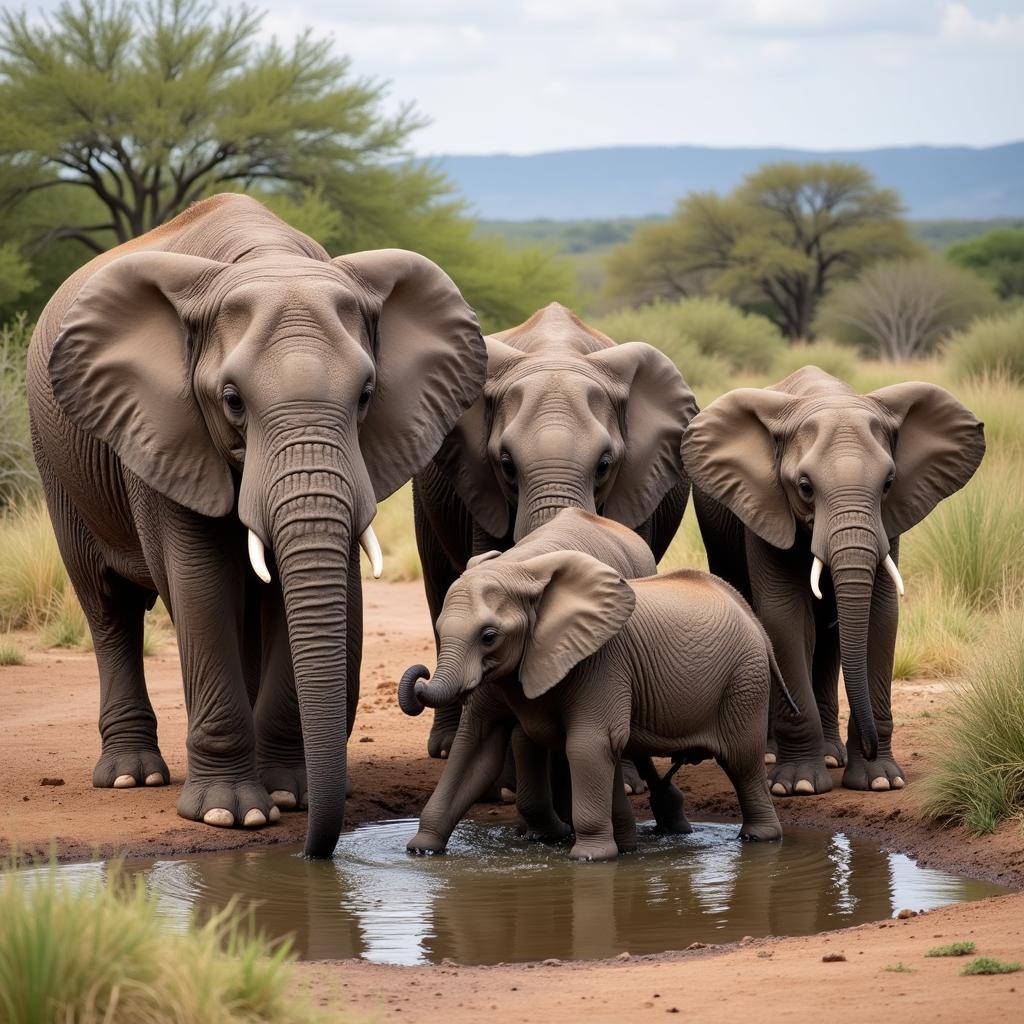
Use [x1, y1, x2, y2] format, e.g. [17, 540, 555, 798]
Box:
[400, 543, 797, 861]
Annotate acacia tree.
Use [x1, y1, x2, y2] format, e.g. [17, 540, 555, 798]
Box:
[606, 162, 916, 338]
[0, 0, 432, 252]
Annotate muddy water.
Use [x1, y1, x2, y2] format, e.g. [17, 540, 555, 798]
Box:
[34, 820, 1005, 965]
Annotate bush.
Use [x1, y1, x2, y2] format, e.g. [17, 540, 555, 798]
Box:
[946, 308, 1024, 385]
[921, 606, 1024, 834]
[891, 581, 983, 681]
[595, 297, 784, 388]
[0, 859, 326, 1024]
[814, 258, 1000, 360]
[947, 227, 1024, 301]
[0, 637, 25, 666]
[0, 315, 38, 507]
[0, 502, 72, 632]
[771, 340, 855, 383]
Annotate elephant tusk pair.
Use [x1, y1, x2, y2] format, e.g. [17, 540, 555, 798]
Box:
[809, 554, 905, 600]
[247, 525, 384, 584]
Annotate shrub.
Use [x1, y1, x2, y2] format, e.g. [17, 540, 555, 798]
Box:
[0, 314, 38, 507]
[595, 297, 784, 387]
[0, 637, 25, 666]
[921, 606, 1024, 833]
[946, 308, 1024, 385]
[961, 957, 1022, 976]
[0, 859, 326, 1024]
[771, 340, 855, 383]
[891, 581, 983, 681]
[814, 259, 1000, 360]
[947, 227, 1024, 301]
[0, 501, 72, 632]
[927, 941, 976, 958]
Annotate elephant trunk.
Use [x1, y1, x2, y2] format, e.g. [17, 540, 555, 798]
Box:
[268, 440, 360, 859]
[398, 646, 474, 713]
[515, 464, 592, 541]
[826, 520, 881, 761]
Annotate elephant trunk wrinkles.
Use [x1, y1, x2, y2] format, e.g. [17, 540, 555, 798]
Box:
[827, 519, 880, 762]
[269, 441, 356, 859]
[407, 646, 473, 710]
[516, 467, 592, 541]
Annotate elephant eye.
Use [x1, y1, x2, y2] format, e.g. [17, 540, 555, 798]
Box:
[595, 453, 613, 482]
[797, 476, 814, 500]
[222, 385, 244, 417]
[358, 382, 374, 411]
[480, 627, 500, 647]
[883, 473, 895, 494]
[499, 450, 516, 482]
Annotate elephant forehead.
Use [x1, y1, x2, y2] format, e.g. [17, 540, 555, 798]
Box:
[210, 260, 362, 322]
[786, 408, 894, 465]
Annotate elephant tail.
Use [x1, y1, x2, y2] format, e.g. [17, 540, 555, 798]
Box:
[767, 640, 800, 717]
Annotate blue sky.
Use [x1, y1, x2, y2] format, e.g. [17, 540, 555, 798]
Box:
[23, 1, 1024, 155]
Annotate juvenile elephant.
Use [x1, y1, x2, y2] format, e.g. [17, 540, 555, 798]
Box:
[683, 367, 985, 797]
[399, 517, 796, 861]
[28, 193, 485, 857]
[414, 302, 698, 761]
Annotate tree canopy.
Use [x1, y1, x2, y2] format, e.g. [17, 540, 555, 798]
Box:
[0, 0, 573, 330]
[947, 228, 1024, 301]
[605, 162, 916, 338]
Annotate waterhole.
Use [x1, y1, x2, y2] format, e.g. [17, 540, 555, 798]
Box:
[29, 819, 1005, 965]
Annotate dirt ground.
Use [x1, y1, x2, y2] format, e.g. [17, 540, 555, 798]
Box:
[3, 581, 1024, 1021]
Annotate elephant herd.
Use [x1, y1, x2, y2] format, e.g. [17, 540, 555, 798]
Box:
[27, 193, 985, 860]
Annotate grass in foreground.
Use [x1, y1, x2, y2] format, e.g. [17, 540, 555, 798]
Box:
[960, 957, 1022, 976]
[921, 607, 1024, 834]
[0, 637, 25, 666]
[883, 962, 915, 973]
[926, 941, 976, 957]
[0, 859, 328, 1024]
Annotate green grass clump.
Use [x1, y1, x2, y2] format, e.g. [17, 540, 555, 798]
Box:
[0, 501, 73, 632]
[883, 962, 915, 973]
[960, 956, 1022, 976]
[921, 607, 1024, 833]
[0, 637, 25, 665]
[892, 581, 983, 681]
[946, 308, 1024, 385]
[0, 859, 326, 1024]
[926, 941, 976, 957]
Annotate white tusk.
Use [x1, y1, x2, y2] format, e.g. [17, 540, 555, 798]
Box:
[359, 524, 383, 579]
[810, 556, 824, 600]
[883, 554, 905, 598]
[248, 529, 271, 584]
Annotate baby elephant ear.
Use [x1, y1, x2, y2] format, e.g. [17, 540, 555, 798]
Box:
[48, 251, 234, 517]
[517, 550, 636, 700]
[466, 549, 502, 570]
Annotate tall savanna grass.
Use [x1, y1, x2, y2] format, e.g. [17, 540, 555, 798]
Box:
[0, 859, 326, 1024]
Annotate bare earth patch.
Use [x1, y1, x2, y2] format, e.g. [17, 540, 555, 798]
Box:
[3, 581, 1023, 1021]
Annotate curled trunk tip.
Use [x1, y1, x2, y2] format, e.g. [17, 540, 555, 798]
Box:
[399, 664, 430, 716]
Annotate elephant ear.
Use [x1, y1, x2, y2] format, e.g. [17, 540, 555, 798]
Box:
[518, 550, 636, 699]
[586, 342, 698, 528]
[870, 382, 985, 537]
[466, 549, 502, 570]
[682, 388, 795, 549]
[48, 251, 234, 517]
[334, 249, 487, 502]
[433, 336, 526, 538]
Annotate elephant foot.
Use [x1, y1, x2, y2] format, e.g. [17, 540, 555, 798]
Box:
[259, 763, 308, 811]
[407, 830, 447, 855]
[525, 820, 573, 844]
[843, 754, 905, 792]
[768, 758, 833, 796]
[568, 838, 619, 862]
[822, 737, 848, 769]
[649, 781, 692, 835]
[621, 758, 648, 795]
[177, 776, 281, 829]
[740, 819, 783, 842]
[93, 746, 169, 789]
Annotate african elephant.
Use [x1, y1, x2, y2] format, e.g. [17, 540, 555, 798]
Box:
[27, 192, 485, 857]
[683, 366, 985, 797]
[399, 514, 796, 861]
[413, 302, 698, 762]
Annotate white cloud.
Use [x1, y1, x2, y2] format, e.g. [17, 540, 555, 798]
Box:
[940, 3, 1024, 45]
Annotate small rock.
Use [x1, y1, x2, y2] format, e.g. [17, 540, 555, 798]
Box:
[616, 952, 631, 961]
[741, 935, 754, 943]
[358, 736, 374, 743]
[542, 958, 563, 967]
[40, 777, 64, 786]
[667, 1009, 680, 1015]
[686, 942, 708, 951]
[897, 908, 918, 920]
[822, 953, 847, 963]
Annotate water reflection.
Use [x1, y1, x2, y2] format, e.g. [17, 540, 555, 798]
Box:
[16, 821, 1006, 966]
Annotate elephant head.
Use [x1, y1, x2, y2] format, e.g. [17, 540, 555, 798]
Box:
[434, 304, 697, 544]
[49, 247, 485, 856]
[681, 366, 985, 758]
[398, 550, 635, 714]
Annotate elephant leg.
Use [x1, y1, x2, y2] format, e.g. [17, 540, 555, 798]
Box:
[637, 757, 691, 834]
[565, 727, 620, 862]
[721, 747, 782, 843]
[843, 541, 904, 792]
[164, 513, 277, 830]
[611, 762, 638, 853]
[409, 700, 514, 853]
[749, 536, 832, 796]
[812, 597, 845, 769]
[513, 729, 571, 842]
[640, 478, 689, 565]
[693, 486, 752, 603]
[44, 480, 168, 790]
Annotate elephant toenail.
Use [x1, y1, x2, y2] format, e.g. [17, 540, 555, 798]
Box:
[770, 782, 788, 796]
[203, 808, 234, 827]
[824, 756, 839, 768]
[268, 805, 281, 823]
[870, 777, 891, 791]
[794, 780, 815, 795]
[269, 789, 297, 809]
[113, 774, 136, 788]
[500, 787, 517, 804]
[144, 772, 165, 786]
[242, 809, 267, 828]
[623, 783, 635, 795]
[764, 752, 777, 765]
[892, 777, 905, 789]
[440, 749, 449, 759]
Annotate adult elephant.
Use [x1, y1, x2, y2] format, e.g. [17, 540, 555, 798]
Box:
[28, 193, 485, 857]
[683, 366, 984, 796]
[414, 302, 697, 762]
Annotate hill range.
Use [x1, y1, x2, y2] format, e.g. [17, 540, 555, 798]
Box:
[435, 142, 1024, 221]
